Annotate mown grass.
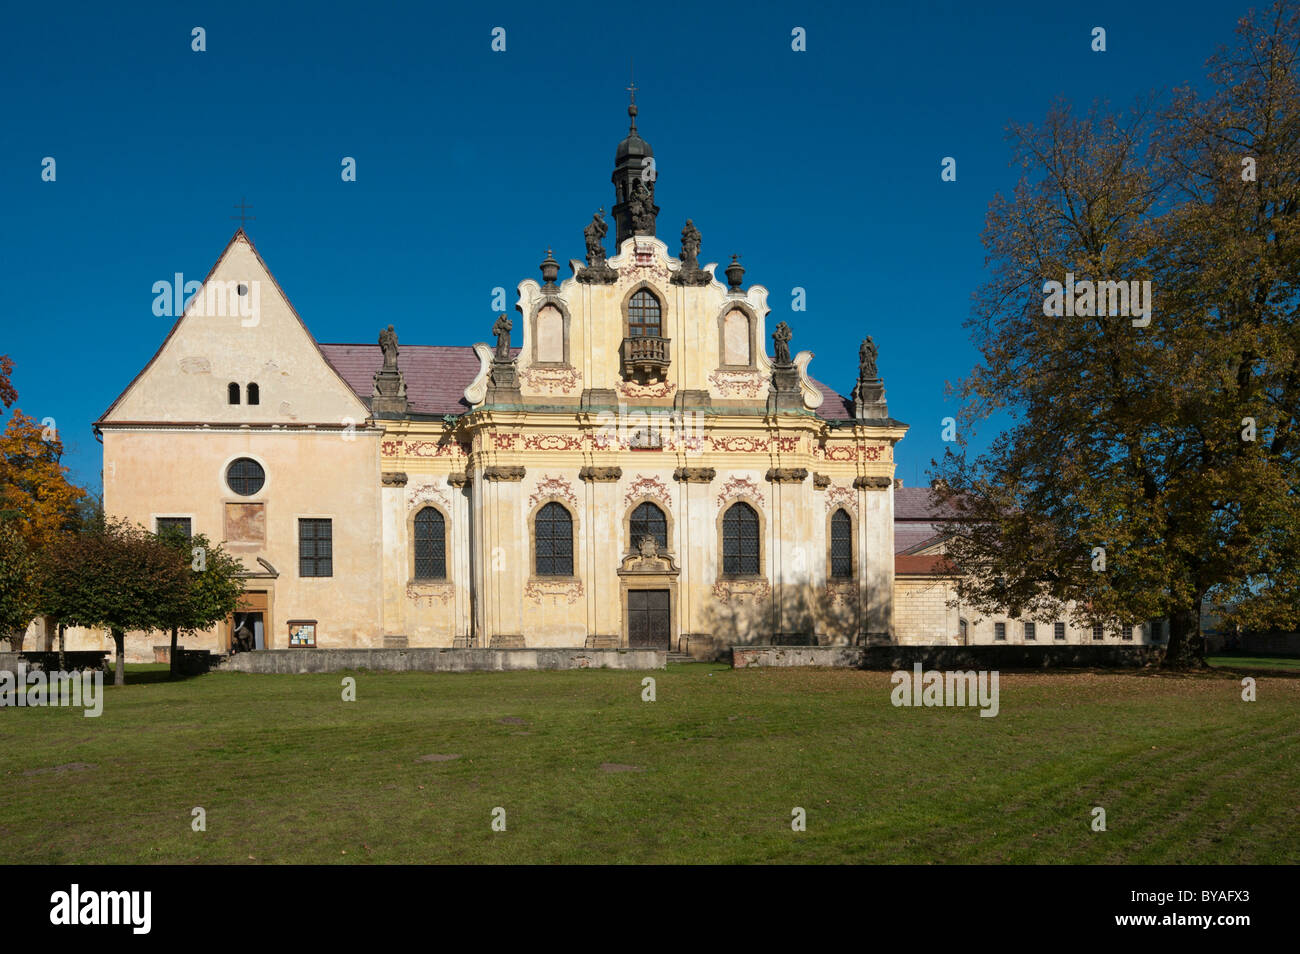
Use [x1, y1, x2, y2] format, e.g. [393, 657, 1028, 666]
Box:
[1208, 653, 1300, 672]
[1, 663, 1296, 864]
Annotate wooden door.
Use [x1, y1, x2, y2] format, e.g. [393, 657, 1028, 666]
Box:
[627, 589, 670, 649]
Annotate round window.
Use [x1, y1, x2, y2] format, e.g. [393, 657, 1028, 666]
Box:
[226, 457, 266, 496]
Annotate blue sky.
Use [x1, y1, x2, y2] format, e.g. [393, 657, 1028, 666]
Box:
[1, 0, 1242, 492]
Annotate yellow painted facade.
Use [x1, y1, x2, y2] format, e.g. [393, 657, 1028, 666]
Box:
[85, 112, 929, 661]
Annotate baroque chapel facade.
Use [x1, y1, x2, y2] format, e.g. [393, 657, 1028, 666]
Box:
[94, 102, 907, 659]
[89, 103, 1161, 661]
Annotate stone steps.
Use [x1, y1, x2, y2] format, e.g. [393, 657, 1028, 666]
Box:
[666, 652, 695, 663]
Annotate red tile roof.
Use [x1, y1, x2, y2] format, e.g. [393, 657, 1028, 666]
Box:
[895, 485, 964, 520]
[895, 523, 949, 554]
[895, 554, 957, 575]
[318, 342, 862, 421]
[319, 343, 515, 417]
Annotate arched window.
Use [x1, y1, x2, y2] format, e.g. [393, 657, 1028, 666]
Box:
[535, 304, 565, 364]
[722, 502, 760, 575]
[413, 507, 446, 580]
[722, 310, 751, 366]
[628, 289, 662, 337]
[247, 382, 260, 405]
[629, 501, 667, 550]
[228, 382, 241, 405]
[830, 509, 852, 578]
[535, 502, 573, 576]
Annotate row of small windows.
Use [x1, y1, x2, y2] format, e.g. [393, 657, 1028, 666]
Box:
[201, 471, 853, 583]
[411, 501, 851, 581]
[407, 501, 854, 580]
[981, 620, 1137, 640]
[227, 382, 260, 405]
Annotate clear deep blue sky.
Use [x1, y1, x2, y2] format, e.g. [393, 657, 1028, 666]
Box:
[2, 0, 1239, 493]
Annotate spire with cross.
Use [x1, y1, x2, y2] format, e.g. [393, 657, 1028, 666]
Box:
[627, 61, 637, 133]
[231, 196, 255, 229]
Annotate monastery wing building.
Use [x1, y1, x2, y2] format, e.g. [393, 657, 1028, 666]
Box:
[93, 101, 1159, 661]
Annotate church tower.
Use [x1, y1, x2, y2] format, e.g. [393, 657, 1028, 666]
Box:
[610, 87, 658, 247]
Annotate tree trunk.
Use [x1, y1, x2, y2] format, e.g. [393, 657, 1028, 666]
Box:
[112, 627, 125, 687]
[169, 626, 179, 678]
[57, 622, 66, 671]
[1163, 602, 1204, 669]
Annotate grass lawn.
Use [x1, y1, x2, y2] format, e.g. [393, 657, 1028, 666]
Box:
[2, 663, 1296, 864]
[1207, 653, 1300, 672]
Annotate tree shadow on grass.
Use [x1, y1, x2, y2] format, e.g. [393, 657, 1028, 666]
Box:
[121, 664, 205, 685]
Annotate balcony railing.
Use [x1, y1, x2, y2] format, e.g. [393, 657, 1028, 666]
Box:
[621, 335, 671, 383]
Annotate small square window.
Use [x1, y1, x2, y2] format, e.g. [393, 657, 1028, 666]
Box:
[156, 516, 192, 538]
[1092, 623, 1104, 641]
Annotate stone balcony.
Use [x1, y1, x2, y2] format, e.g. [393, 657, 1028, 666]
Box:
[621, 335, 671, 383]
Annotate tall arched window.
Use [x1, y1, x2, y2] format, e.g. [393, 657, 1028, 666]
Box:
[535, 502, 573, 576]
[722, 502, 760, 575]
[413, 507, 446, 580]
[247, 382, 260, 405]
[227, 382, 241, 405]
[830, 509, 852, 578]
[628, 289, 662, 337]
[629, 501, 667, 550]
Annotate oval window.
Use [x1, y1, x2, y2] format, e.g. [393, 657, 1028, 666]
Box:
[226, 457, 266, 496]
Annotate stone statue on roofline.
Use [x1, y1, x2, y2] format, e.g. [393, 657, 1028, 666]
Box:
[578, 208, 619, 285]
[859, 335, 878, 380]
[379, 324, 399, 371]
[628, 178, 656, 232]
[492, 314, 512, 361]
[584, 208, 608, 266]
[680, 219, 701, 269]
[772, 321, 793, 366]
[671, 218, 711, 286]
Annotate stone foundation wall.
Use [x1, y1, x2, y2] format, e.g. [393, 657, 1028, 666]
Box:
[0, 652, 110, 673]
[218, 647, 665, 673]
[732, 644, 1163, 669]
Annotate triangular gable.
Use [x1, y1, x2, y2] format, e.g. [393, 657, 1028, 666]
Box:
[99, 230, 369, 426]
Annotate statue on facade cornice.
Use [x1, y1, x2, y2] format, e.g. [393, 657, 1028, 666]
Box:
[379, 324, 399, 371]
[671, 218, 711, 286]
[680, 219, 701, 270]
[492, 314, 513, 360]
[629, 179, 656, 232]
[584, 208, 608, 266]
[773, 322, 793, 366]
[859, 335, 878, 380]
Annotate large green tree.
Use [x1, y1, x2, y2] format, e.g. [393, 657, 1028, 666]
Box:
[155, 527, 245, 677]
[0, 356, 86, 650]
[0, 521, 39, 649]
[41, 519, 190, 685]
[935, 1, 1300, 666]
